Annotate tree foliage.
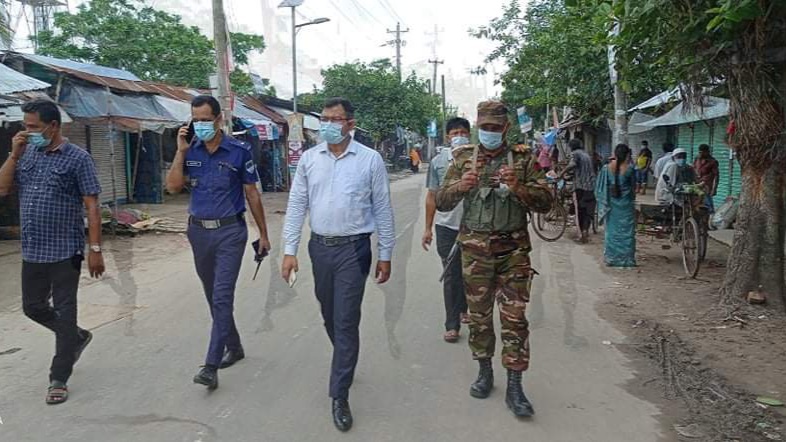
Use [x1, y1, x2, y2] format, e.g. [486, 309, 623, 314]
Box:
[300, 59, 442, 142]
[471, 0, 670, 125]
[34, 0, 268, 96]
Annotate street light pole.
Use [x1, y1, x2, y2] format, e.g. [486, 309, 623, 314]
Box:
[291, 6, 298, 113]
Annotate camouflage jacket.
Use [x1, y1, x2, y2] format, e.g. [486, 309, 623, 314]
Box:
[435, 143, 552, 254]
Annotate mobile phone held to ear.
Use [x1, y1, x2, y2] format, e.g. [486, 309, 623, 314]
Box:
[184, 121, 195, 145]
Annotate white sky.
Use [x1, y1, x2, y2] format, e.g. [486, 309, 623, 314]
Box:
[7, 0, 516, 121]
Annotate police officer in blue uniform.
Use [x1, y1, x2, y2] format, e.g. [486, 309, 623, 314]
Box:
[166, 95, 271, 390]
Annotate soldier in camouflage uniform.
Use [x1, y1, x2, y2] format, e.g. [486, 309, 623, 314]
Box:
[436, 101, 552, 417]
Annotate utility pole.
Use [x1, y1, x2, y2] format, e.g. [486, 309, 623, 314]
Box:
[428, 59, 444, 95]
[386, 22, 409, 81]
[290, 6, 297, 113]
[441, 74, 447, 139]
[608, 0, 628, 147]
[212, 0, 233, 132]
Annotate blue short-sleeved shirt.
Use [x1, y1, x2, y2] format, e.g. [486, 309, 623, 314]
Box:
[15, 141, 102, 263]
[184, 134, 258, 219]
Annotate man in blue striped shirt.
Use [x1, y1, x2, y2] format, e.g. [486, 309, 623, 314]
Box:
[282, 97, 395, 432]
[0, 100, 104, 405]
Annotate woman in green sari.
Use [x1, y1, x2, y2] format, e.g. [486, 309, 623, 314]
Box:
[596, 144, 636, 267]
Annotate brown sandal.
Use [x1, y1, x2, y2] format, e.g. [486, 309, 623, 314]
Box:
[46, 382, 68, 405]
[443, 330, 460, 343]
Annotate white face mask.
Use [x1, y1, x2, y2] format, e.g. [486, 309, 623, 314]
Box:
[450, 136, 470, 148]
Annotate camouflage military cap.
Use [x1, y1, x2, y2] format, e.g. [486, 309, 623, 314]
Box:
[477, 101, 509, 126]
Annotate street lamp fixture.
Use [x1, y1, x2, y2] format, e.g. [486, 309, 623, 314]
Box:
[278, 0, 330, 113]
[296, 17, 330, 29]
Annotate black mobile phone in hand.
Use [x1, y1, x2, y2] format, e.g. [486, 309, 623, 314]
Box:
[183, 121, 195, 145]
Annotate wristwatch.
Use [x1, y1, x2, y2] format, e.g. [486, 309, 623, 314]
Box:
[90, 244, 102, 253]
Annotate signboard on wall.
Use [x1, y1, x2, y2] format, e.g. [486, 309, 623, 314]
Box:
[286, 113, 304, 142]
[288, 141, 303, 166]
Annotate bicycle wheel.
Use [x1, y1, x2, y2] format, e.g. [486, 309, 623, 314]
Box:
[532, 203, 568, 242]
[682, 217, 701, 278]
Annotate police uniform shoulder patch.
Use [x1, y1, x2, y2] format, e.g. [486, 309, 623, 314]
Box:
[245, 159, 256, 174]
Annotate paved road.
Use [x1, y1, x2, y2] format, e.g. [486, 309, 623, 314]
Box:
[0, 174, 668, 442]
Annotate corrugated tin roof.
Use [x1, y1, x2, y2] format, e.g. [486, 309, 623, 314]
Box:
[21, 53, 142, 81]
[0, 63, 50, 94]
[240, 97, 287, 125]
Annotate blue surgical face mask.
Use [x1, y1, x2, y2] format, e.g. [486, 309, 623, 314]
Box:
[676, 158, 687, 167]
[478, 129, 504, 150]
[450, 136, 470, 148]
[193, 121, 217, 141]
[28, 132, 51, 150]
[320, 122, 347, 145]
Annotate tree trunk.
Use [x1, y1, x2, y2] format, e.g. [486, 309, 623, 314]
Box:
[721, 163, 786, 309]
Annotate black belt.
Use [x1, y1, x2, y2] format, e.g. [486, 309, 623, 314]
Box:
[311, 233, 371, 247]
[189, 213, 244, 230]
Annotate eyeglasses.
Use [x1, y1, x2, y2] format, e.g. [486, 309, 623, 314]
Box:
[320, 117, 351, 124]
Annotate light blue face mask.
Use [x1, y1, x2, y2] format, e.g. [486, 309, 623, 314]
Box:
[28, 132, 51, 150]
[675, 158, 687, 167]
[193, 121, 217, 141]
[320, 122, 347, 145]
[450, 136, 470, 147]
[478, 129, 504, 150]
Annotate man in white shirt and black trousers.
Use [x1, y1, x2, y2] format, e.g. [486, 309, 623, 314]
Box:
[281, 97, 396, 432]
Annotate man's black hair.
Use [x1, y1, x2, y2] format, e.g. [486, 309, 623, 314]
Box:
[568, 138, 583, 151]
[446, 117, 470, 133]
[662, 141, 675, 153]
[324, 97, 355, 119]
[641, 140, 649, 146]
[21, 99, 61, 126]
[699, 143, 711, 152]
[191, 95, 222, 118]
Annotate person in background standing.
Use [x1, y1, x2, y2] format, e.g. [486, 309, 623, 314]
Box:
[693, 144, 719, 214]
[561, 138, 596, 243]
[596, 144, 637, 267]
[410, 147, 422, 173]
[635, 140, 653, 195]
[422, 117, 471, 343]
[0, 99, 104, 405]
[166, 95, 271, 391]
[537, 142, 553, 172]
[281, 97, 395, 432]
[654, 141, 675, 180]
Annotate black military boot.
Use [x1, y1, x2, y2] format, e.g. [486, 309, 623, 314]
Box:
[469, 358, 494, 399]
[505, 369, 534, 417]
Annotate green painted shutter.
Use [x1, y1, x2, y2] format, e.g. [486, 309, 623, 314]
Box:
[691, 122, 711, 162]
[712, 118, 733, 208]
[677, 124, 692, 157]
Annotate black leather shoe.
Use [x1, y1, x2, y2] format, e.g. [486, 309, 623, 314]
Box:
[470, 358, 494, 399]
[219, 347, 245, 369]
[193, 366, 218, 390]
[506, 369, 535, 417]
[332, 399, 353, 432]
[74, 329, 93, 364]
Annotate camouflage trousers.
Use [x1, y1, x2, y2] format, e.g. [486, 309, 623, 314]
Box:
[460, 235, 532, 371]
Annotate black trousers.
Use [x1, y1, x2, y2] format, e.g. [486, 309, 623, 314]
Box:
[575, 189, 597, 233]
[436, 225, 467, 331]
[22, 256, 83, 383]
[308, 236, 372, 400]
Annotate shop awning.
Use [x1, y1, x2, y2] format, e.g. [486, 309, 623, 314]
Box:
[637, 97, 729, 128]
[268, 105, 321, 131]
[58, 83, 179, 132]
[628, 88, 681, 112]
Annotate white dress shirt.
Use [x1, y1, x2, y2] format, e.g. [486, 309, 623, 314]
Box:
[283, 139, 396, 261]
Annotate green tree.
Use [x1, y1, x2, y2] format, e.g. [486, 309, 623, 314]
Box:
[471, 0, 669, 125]
[34, 0, 268, 95]
[609, 0, 786, 307]
[306, 59, 441, 143]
